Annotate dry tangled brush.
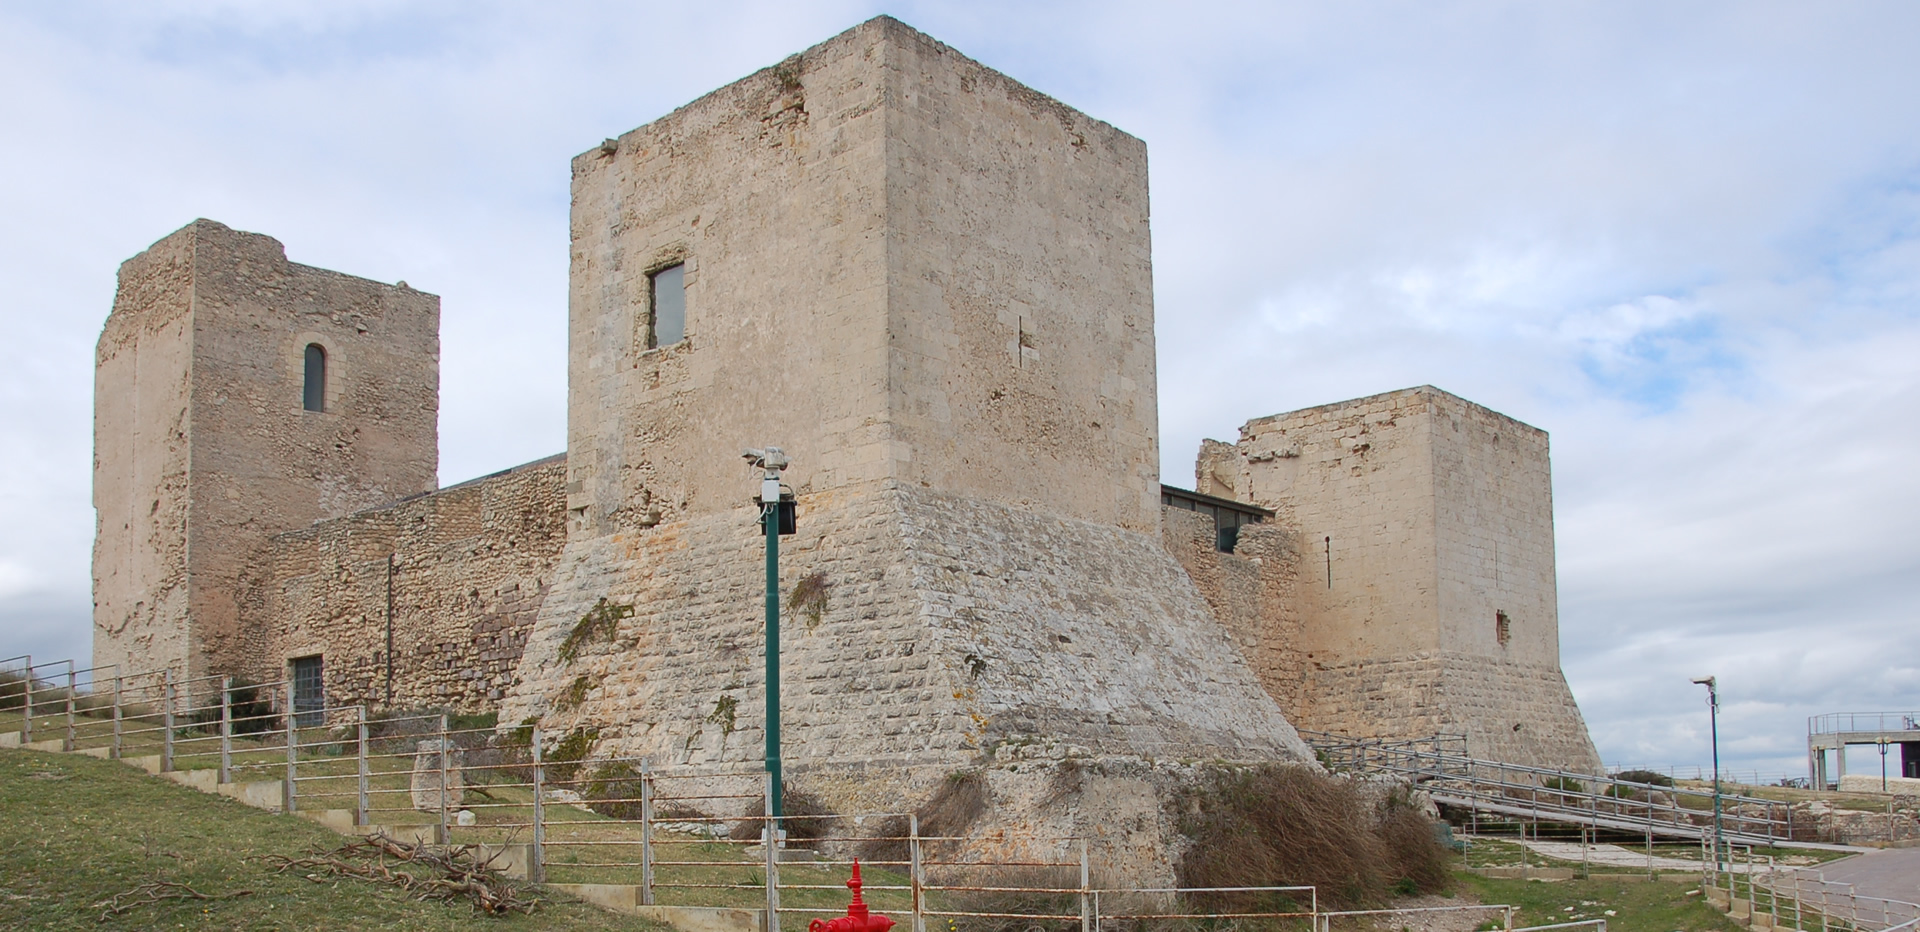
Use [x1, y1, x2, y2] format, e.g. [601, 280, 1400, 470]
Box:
[1177, 764, 1450, 909]
[256, 832, 540, 915]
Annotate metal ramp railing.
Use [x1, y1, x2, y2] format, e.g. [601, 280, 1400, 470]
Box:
[1302, 731, 1826, 849]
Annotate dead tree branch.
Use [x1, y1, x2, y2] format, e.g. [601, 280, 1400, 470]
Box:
[255, 831, 538, 915]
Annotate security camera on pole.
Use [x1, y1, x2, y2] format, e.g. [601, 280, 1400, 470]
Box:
[1691, 675, 1723, 879]
[744, 447, 794, 831]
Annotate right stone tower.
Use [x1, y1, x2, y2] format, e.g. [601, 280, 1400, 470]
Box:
[1195, 386, 1603, 772]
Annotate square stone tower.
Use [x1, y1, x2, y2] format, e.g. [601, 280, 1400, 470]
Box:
[506, 17, 1308, 787]
[93, 220, 439, 687]
[563, 15, 1159, 535]
[1197, 386, 1602, 771]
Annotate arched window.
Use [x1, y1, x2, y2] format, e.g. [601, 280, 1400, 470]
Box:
[303, 343, 327, 412]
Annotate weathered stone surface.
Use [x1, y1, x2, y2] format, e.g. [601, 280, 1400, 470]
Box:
[94, 219, 438, 688]
[235, 455, 566, 713]
[504, 483, 1313, 773]
[410, 739, 464, 811]
[1195, 386, 1603, 772]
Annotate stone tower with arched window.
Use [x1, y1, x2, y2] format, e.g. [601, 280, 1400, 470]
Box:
[92, 219, 438, 688]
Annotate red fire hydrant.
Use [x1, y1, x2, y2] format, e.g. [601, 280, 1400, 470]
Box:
[809, 860, 895, 932]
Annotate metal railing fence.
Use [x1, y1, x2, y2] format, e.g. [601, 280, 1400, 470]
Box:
[1308, 732, 1804, 847]
[1809, 713, 1920, 736]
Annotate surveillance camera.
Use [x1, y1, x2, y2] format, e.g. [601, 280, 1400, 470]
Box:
[1691, 676, 1715, 686]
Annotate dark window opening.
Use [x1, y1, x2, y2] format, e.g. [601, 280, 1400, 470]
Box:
[1160, 485, 1272, 554]
[291, 655, 324, 728]
[302, 343, 327, 412]
[648, 264, 686, 348]
[1495, 611, 1512, 647]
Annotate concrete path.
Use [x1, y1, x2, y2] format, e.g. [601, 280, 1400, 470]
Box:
[1468, 835, 1741, 873]
[1808, 847, 1920, 906]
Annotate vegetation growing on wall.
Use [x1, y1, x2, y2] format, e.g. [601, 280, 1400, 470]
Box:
[858, 769, 990, 862]
[707, 694, 738, 736]
[543, 727, 600, 785]
[789, 572, 830, 630]
[554, 675, 597, 713]
[557, 598, 632, 665]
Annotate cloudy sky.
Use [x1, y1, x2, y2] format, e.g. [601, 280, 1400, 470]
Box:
[3, 1, 1915, 780]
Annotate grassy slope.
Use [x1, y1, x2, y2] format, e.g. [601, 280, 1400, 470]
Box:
[1456, 874, 1746, 932]
[0, 747, 669, 931]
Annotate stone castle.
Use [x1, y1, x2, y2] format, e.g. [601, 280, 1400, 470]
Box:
[92, 18, 1602, 812]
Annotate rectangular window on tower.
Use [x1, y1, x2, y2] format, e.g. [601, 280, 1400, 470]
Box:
[648, 264, 686, 348]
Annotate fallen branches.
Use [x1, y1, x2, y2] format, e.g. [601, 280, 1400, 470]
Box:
[99, 880, 252, 921]
[256, 832, 538, 915]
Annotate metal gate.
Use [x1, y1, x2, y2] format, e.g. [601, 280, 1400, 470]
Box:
[291, 656, 324, 728]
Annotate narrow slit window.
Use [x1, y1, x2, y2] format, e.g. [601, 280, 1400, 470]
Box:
[649, 264, 686, 348]
[1495, 610, 1512, 647]
[302, 343, 327, 412]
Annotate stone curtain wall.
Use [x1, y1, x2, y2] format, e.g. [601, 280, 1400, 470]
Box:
[1159, 508, 1310, 720]
[236, 456, 566, 713]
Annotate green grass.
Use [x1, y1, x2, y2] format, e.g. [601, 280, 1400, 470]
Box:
[1457, 873, 1743, 932]
[0, 747, 672, 931]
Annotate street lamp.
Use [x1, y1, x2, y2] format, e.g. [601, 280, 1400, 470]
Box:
[1691, 676, 1723, 879]
[743, 447, 791, 826]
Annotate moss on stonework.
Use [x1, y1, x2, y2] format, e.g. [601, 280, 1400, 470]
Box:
[545, 726, 600, 785]
[554, 675, 597, 713]
[557, 597, 633, 664]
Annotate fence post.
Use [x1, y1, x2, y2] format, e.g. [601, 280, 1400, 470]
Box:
[355, 707, 369, 828]
[64, 665, 76, 752]
[910, 813, 924, 932]
[1079, 839, 1092, 932]
[284, 704, 298, 814]
[764, 770, 780, 932]
[1503, 905, 1514, 932]
[110, 676, 122, 760]
[640, 759, 654, 905]
[219, 676, 232, 784]
[530, 727, 546, 884]
[161, 671, 175, 773]
[20, 660, 30, 744]
[437, 714, 450, 846]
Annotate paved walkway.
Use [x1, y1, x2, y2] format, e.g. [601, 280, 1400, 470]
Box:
[1807, 847, 1920, 907]
[1467, 835, 1745, 873]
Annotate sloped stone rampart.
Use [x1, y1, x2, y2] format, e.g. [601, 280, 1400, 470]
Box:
[1299, 651, 1602, 772]
[504, 483, 1313, 786]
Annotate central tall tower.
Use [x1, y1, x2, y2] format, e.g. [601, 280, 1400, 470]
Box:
[562, 16, 1160, 536]
[506, 17, 1308, 787]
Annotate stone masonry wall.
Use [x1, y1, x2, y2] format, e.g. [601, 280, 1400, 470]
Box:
[236, 456, 565, 714]
[94, 226, 197, 684]
[1159, 508, 1309, 719]
[1300, 652, 1601, 770]
[93, 219, 439, 688]
[1195, 386, 1602, 771]
[564, 17, 1161, 544]
[503, 483, 1313, 785]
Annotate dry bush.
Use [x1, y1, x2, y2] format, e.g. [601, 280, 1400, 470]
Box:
[934, 864, 1082, 932]
[728, 783, 838, 848]
[1176, 764, 1449, 909]
[857, 769, 990, 864]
